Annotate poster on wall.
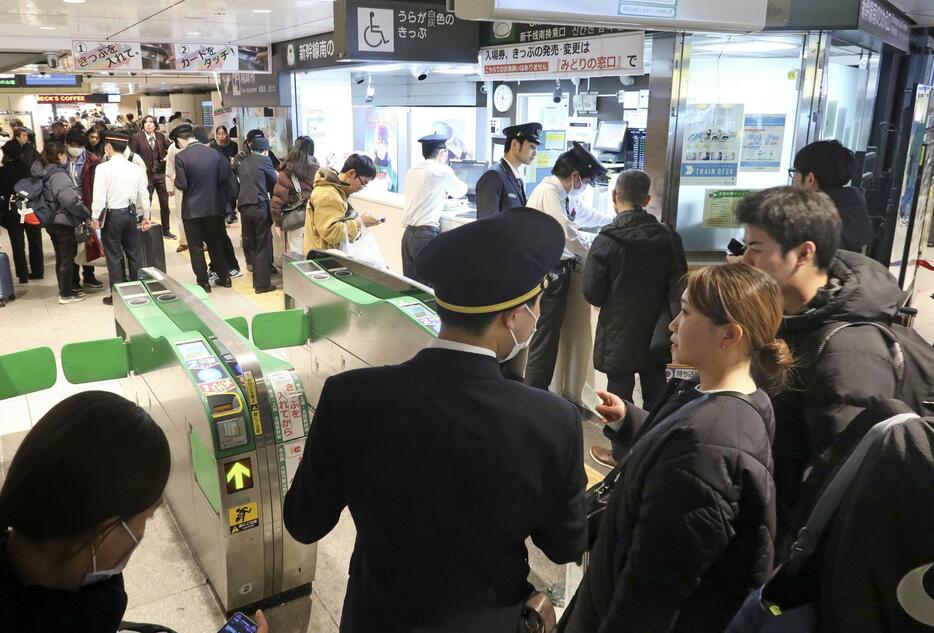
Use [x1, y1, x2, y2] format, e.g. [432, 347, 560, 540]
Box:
[72, 41, 143, 71]
[408, 107, 477, 166]
[702, 189, 757, 228]
[681, 104, 745, 186]
[361, 108, 401, 192]
[740, 114, 786, 172]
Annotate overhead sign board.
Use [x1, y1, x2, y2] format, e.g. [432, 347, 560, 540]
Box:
[276, 32, 339, 72]
[72, 41, 271, 73]
[480, 31, 645, 81]
[37, 94, 88, 103]
[858, 0, 911, 52]
[454, 0, 769, 33]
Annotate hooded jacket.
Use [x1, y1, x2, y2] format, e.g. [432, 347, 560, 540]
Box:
[303, 168, 361, 256]
[772, 250, 904, 552]
[35, 160, 90, 228]
[270, 158, 317, 228]
[582, 210, 687, 373]
[823, 185, 873, 253]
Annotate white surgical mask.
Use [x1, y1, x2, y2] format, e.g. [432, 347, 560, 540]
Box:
[501, 305, 539, 362]
[569, 174, 588, 196]
[81, 521, 140, 587]
[67, 147, 84, 158]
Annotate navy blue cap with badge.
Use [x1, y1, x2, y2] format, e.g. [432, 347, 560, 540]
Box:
[418, 133, 449, 152]
[416, 207, 564, 314]
[503, 122, 543, 146]
[167, 123, 193, 141]
[567, 141, 607, 180]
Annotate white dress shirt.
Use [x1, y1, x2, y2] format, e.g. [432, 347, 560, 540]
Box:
[527, 175, 613, 261]
[402, 160, 469, 229]
[427, 337, 497, 358]
[92, 153, 151, 220]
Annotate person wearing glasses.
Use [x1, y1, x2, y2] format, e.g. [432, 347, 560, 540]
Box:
[303, 153, 381, 257]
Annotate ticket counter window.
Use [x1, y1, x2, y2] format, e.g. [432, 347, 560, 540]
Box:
[674, 33, 807, 254]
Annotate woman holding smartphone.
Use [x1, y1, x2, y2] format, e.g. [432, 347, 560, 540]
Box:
[561, 263, 792, 633]
[0, 391, 269, 633]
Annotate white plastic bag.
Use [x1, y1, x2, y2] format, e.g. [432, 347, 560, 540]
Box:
[340, 222, 388, 270]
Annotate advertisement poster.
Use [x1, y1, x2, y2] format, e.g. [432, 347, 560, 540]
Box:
[681, 104, 745, 186]
[408, 106, 477, 165]
[480, 31, 644, 80]
[740, 114, 786, 172]
[702, 189, 756, 228]
[362, 108, 401, 192]
[72, 41, 143, 71]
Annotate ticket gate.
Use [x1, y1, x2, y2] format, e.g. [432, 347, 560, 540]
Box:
[251, 251, 440, 408]
[59, 269, 315, 616]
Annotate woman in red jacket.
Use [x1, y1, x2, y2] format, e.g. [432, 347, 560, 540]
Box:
[270, 136, 318, 257]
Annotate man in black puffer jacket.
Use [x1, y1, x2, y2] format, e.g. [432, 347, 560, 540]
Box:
[737, 186, 905, 555]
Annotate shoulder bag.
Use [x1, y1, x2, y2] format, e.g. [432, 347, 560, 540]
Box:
[280, 173, 308, 232]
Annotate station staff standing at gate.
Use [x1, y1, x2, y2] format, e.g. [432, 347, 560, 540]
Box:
[91, 131, 151, 306]
[525, 141, 610, 390]
[400, 133, 468, 284]
[475, 122, 541, 219]
[284, 208, 587, 632]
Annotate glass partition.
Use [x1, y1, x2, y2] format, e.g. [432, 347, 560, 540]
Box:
[674, 33, 807, 253]
[822, 42, 880, 152]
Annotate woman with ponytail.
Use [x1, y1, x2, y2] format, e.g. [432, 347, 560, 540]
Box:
[561, 263, 792, 633]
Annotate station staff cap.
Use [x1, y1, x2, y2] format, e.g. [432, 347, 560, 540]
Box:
[417, 133, 449, 152]
[416, 207, 564, 314]
[568, 141, 608, 180]
[246, 129, 266, 142]
[168, 123, 193, 141]
[503, 122, 543, 145]
[103, 130, 129, 143]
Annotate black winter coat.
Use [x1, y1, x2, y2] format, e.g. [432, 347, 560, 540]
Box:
[561, 380, 776, 633]
[37, 161, 90, 228]
[823, 185, 873, 253]
[582, 210, 687, 374]
[772, 250, 905, 554]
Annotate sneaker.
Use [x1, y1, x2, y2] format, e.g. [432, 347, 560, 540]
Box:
[74, 290, 86, 298]
[17, 277, 28, 284]
[590, 446, 618, 469]
[102, 295, 113, 306]
[208, 271, 219, 282]
[83, 278, 104, 289]
[59, 294, 86, 305]
[255, 286, 277, 294]
[176, 244, 189, 253]
[73, 283, 83, 292]
[229, 269, 243, 279]
[163, 230, 178, 240]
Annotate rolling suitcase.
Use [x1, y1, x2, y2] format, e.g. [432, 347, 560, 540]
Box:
[140, 222, 167, 273]
[0, 250, 15, 306]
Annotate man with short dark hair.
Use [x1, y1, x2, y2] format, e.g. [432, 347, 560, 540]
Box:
[475, 122, 542, 219]
[582, 170, 686, 466]
[129, 115, 174, 238]
[236, 137, 277, 294]
[45, 121, 67, 144]
[303, 153, 381, 256]
[737, 185, 904, 552]
[65, 126, 104, 291]
[172, 124, 232, 292]
[525, 142, 613, 390]
[791, 140, 873, 253]
[284, 207, 587, 631]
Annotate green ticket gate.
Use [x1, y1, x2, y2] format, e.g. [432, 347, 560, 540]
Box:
[60, 268, 316, 616]
[251, 251, 441, 408]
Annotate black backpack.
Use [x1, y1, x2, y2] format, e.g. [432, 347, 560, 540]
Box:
[818, 321, 934, 415]
[12, 176, 55, 226]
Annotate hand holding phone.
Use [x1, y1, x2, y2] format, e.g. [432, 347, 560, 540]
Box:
[218, 612, 257, 633]
[726, 238, 745, 257]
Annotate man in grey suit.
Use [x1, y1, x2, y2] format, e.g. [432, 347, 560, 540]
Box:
[171, 123, 231, 292]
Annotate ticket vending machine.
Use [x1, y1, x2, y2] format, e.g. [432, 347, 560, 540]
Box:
[251, 251, 440, 409]
[59, 269, 316, 617]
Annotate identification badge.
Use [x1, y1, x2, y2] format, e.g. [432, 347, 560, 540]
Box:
[507, 193, 517, 199]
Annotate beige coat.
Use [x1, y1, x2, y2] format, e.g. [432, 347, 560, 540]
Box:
[303, 168, 362, 256]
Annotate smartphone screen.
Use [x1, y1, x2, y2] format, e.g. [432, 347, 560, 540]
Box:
[727, 238, 745, 257]
[219, 612, 257, 633]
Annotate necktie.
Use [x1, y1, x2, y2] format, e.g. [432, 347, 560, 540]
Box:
[149, 136, 155, 151]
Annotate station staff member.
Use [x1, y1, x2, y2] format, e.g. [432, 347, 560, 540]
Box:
[91, 130, 151, 306]
[284, 207, 586, 633]
[525, 141, 611, 390]
[400, 133, 468, 284]
[475, 122, 541, 219]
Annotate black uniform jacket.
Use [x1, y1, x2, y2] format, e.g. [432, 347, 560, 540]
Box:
[284, 347, 588, 633]
[475, 158, 526, 219]
[236, 153, 277, 208]
[174, 142, 229, 220]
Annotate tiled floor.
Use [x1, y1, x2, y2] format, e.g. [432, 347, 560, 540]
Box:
[1, 207, 931, 633]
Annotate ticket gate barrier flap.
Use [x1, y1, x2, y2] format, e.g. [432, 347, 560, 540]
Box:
[0, 346, 56, 400]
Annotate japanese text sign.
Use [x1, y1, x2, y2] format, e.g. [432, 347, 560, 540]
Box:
[480, 31, 644, 80]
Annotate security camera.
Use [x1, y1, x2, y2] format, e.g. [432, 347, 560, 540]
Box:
[411, 66, 429, 81]
[44, 53, 59, 69]
[552, 79, 562, 104]
[352, 72, 365, 85]
[620, 75, 635, 87]
[479, 83, 488, 94]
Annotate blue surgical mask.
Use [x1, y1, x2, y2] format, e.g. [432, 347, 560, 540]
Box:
[81, 521, 140, 587]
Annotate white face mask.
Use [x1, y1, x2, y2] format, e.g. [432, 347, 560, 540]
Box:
[67, 147, 84, 158]
[501, 305, 539, 362]
[569, 173, 588, 196]
[81, 521, 140, 587]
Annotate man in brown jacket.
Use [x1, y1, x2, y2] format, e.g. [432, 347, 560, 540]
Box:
[303, 153, 381, 257]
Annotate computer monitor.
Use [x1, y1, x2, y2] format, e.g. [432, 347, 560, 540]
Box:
[449, 160, 490, 198]
[594, 121, 628, 153]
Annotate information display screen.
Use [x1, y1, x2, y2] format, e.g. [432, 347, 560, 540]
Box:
[594, 121, 628, 152]
[450, 161, 490, 197]
[178, 340, 212, 361]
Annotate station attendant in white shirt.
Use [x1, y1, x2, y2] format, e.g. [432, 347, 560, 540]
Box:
[400, 133, 468, 285]
[524, 141, 612, 390]
[91, 130, 151, 306]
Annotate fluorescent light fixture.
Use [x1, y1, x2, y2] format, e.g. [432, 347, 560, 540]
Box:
[252, 8, 272, 13]
[364, 75, 375, 103]
[187, 31, 201, 36]
[694, 40, 798, 55]
[347, 63, 406, 74]
[63, 0, 86, 3]
[40, 26, 57, 30]
[432, 65, 479, 75]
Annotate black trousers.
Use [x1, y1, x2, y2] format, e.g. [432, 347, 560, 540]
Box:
[0, 214, 43, 280]
[148, 173, 171, 231]
[185, 216, 230, 286]
[606, 368, 668, 411]
[101, 208, 142, 291]
[240, 203, 272, 289]
[46, 224, 78, 298]
[525, 263, 573, 390]
[401, 225, 439, 285]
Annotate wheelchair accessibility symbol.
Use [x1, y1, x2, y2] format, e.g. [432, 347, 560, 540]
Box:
[358, 7, 394, 52]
